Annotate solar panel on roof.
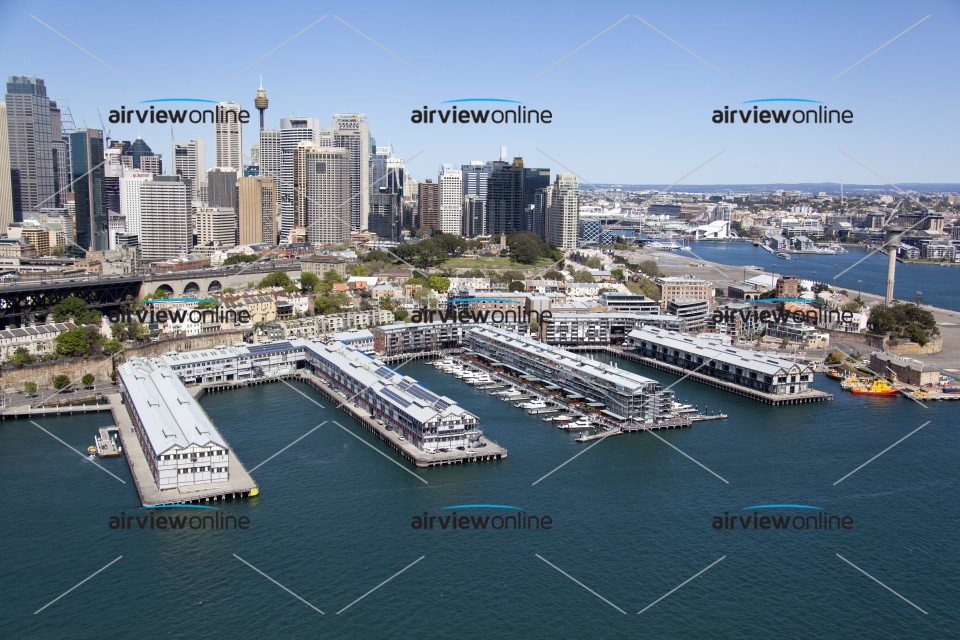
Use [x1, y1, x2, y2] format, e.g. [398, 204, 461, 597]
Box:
[380, 387, 411, 408]
[375, 366, 393, 379]
[407, 385, 439, 404]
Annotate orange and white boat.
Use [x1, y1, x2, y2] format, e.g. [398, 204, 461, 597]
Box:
[850, 378, 899, 396]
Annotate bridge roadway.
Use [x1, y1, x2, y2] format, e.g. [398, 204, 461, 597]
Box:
[0, 260, 301, 326]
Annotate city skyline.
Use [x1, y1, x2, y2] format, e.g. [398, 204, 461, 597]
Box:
[0, 0, 956, 185]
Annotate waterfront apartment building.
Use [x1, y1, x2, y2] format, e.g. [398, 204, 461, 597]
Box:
[599, 292, 660, 314]
[542, 312, 682, 346]
[764, 320, 829, 348]
[117, 358, 231, 490]
[657, 276, 716, 310]
[303, 338, 482, 451]
[265, 310, 393, 340]
[626, 326, 815, 396]
[466, 325, 675, 423]
[157, 342, 304, 384]
[666, 297, 711, 333]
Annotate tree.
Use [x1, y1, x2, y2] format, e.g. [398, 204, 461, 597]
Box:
[543, 270, 565, 281]
[573, 270, 595, 283]
[24, 381, 37, 394]
[610, 268, 625, 282]
[317, 270, 345, 294]
[103, 338, 124, 355]
[259, 271, 293, 288]
[314, 292, 350, 315]
[52, 374, 70, 390]
[300, 272, 320, 293]
[461, 268, 487, 278]
[144, 288, 170, 300]
[585, 256, 603, 269]
[224, 254, 258, 265]
[393, 309, 409, 321]
[56, 329, 92, 357]
[51, 295, 102, 325]
[508, 280, 525, 292]
[825, 352, 844, 365]
[349, 263, 369, 277]
[427, 275, 450, 293]
[638, 260, 663, 278]
[7, 347, 35, 368]
[81, 373, 95, 386]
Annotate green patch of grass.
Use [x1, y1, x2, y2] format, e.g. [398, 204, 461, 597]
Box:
[443, 256, 554, 270]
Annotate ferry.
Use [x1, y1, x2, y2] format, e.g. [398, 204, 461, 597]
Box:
[824, 368, 844, 381]
[519, 398, 548, 410]
[850, 379, 899, 396]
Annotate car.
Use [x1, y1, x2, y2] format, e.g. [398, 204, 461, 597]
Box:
[397, 435, 405, 441]
[456, 446, 465, 451]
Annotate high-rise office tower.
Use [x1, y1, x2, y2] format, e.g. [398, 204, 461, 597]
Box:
[532, 187, 551, 242]
[172, 139, 205, 200]
[207, 167, 238, 210]
[103, 143, 126, 218]
[197, 207, 237, 248]
[279, 117, 323, 239]
[438, 168, 463, 235]
[0, 103, 13, 235]
[139, 154, 162, 175]
[369, 188, 399, 241]
[237, 176, 277, 245]
[128, 137, 159, 171]
[258, 129, 281, 180]
[463, 195, 486, 237]
[139, 176, 190, 261]
[296, 143, 351, 245]
[119, 168, 153, 238]
[487, 157, 525, 236]
[49, 101, 69, 209]
[417, 180, 438, 232]
[523, 166, 550, 232]
[214, 102, 243, 171]
[70, 129, 107, 251]
[371, 145, 390, 192]
[332, 113, 370, 231]
[546, 173, 579, 250]
[5, 76, 57, 221]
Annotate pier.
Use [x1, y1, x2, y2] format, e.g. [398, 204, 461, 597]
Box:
[95, 426, 121, 457]
[1, 403, 111, 419]
[295, 370, 507, 468]
[108, 393, 259, 507]
[578, 346, 833, 406]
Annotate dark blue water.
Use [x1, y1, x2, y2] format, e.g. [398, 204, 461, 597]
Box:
[671, 242, 959, 311]
[2, 358, 958, 639]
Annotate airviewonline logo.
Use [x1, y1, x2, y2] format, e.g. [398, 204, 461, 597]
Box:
[109, 98, 251, 124]
[712, 504, 853, 531]
[711, 298, 858, 325]
[712, 98, 853, 125]
[411, 98, 552, 125]
[411, 504, 552, 530]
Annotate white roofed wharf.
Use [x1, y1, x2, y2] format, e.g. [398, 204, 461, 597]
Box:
[118, 357, 227, 455]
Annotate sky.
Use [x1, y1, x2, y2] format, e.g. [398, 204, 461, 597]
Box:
[1, 0, 957, 186]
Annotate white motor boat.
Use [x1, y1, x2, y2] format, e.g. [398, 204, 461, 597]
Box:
[520, 398, 548, 410]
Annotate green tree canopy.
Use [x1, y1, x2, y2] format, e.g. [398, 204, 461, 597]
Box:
[258, 271, 293, 288]
[81, 373, 95, 386]
[51, 295, 102, 325]
[52, 374, 70, 390]
[299, 272, 320, 292]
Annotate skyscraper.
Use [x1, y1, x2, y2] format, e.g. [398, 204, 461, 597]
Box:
[214, 102, 243, 171]
[139, 176, 190, 261]
[371, 145, 390, 192]
[438, 168, 463, 234]
[279, 117, 324, 239]
[369, 189, 399, 241]
[172, 139, 205, 200]
[463, 195, 486, 237]
[5, 76, 56, 221]
[546, 173, 579, 250]
[197, 207, 237, 248]
[297, 143, 351, 245]
[487, 157, 525, 236]
[128, 137, 160, 171]
[70, 129, 107, 251]
[119, 168, 152, 238]
[417, 180, 438, 232]
[0, 103, 13, 235]
[237, 176, 277, 245]
[332, 113, 370, 231]
[258, 129, 281, 180]
[207, 167, 238, 210]
[523, 166, 550, 233]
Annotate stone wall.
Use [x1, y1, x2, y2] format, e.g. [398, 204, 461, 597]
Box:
[1, 330, 246, 392]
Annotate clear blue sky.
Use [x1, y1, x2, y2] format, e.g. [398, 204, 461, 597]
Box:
[1, 0, 957, 185]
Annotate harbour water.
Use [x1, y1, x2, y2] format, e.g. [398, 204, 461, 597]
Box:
[2, 356, 957, 638]
[674, 241, 959, 311]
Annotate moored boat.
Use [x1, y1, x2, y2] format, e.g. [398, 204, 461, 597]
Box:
[850, 378, 899, 396]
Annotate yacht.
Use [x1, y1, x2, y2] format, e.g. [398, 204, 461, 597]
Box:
[559, 416, 595, 430]
[520, 398, 548, 410]
[498, 387, 524, 399]
[468, 373, 493, 385]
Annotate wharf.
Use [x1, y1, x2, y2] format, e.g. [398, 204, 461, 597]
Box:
[108, 394, 259, 507]
[585, 347, 833, 406]
[295, 370, 507, 468]
[1, 403, 110, 419]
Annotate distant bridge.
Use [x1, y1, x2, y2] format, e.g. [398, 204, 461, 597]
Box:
[141, 262, 301, 298]
[0, 276, 143, 328]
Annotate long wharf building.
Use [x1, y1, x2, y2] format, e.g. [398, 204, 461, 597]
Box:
[117, 358, 231, 489]
[626, 326, 815, 396]
[465, 325, 675, 424]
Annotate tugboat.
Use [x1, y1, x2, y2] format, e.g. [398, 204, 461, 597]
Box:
[850, 378, 899, 396]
